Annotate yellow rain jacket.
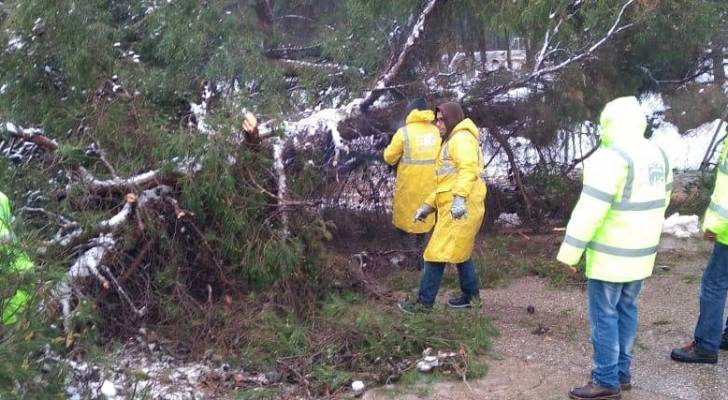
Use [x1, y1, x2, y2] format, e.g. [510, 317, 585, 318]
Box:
[703, 128, 728, 244]
[384, 109, 441, 233]
[423, 118, 487, 263]
[1, 192, 33, 325]
[557, 97, 672, 282]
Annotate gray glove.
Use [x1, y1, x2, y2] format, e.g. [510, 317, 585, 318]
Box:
[451, 196, 467, 219]
[413, 204, 435, 222]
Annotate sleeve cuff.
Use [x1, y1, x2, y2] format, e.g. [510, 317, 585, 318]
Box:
[557, 242, 584, 266]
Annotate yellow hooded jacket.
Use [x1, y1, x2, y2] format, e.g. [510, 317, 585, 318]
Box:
[384, 109, 441, 233]
[557, 97, 672, 282]
[423, 118, 487, 263]
[0, 192, 33, 325]
[703, 128, 728, 244]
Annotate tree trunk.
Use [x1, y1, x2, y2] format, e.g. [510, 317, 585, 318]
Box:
[479, 29, 488, 71]
[713, 39, 725, 86]
[505, 30, 512, 70]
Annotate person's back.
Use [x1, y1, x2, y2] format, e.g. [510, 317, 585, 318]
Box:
[557, 96, 672, 399]
[558, 96, 672, 282]
[384, 100, 441, 234]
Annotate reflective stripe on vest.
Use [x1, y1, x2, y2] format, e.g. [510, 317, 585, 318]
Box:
[580, 145, 667, 211]
[709, 201, 728, 219]
[401, 126, 436, 165]
[564, 234, 658, 258]
[436, 143, 456, 176]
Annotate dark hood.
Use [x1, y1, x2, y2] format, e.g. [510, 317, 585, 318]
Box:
[436, 102, 465, 137]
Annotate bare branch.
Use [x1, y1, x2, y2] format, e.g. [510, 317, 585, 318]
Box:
[75, 158, 201, 193]
[358, 0, 444, 111]
[273, 15, 335, 31]
[5, 124, 58, 151]
[264, 43, 323, 59]
[276, 59, 363, 75]
[480, 0, 636, 102]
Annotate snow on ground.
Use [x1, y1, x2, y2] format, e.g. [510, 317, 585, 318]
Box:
[662, 213, 700, 238]
[45, 335, 285, 400]
[496, 212, 522, 227]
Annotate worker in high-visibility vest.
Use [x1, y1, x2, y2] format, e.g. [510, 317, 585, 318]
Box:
[671, 124, 728, 365]
[557, 97, 671, 400]
[384, 98, 441, 269]
[0, 191, 33, 325]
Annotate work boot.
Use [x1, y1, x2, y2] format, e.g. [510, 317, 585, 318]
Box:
[670, 341, 718, 364]
[618, 376, 631, 391]
[568, 382, 621, 399]
[398, 300, 432, 314]
[720, 334, 728, 351]
[447, 295, 474, 309]
[588, 372, 631, 392]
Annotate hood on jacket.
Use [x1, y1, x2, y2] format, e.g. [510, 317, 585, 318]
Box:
[450, 118, 480, 141]
[405, 109, 435, 125]
[599, 96, 647, 147]
[436, 102, 465, 137]
[406, 98, 428, 114]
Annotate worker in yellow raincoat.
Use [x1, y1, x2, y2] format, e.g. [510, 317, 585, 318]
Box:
[1, 191, 33, 325]
[383, 98, 441, 268]
[399, 102, 487, 312]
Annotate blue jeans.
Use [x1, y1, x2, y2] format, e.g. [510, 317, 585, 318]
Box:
[588, 279, 643, 390]
[417, 259, 479, 305]
[694, 242, 728, 354]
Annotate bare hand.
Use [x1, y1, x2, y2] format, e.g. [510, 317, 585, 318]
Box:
[704, 230, 717, 242]
[564, 265, 577, 274]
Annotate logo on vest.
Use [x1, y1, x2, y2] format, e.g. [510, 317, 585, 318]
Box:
[418, 135, 436, 147]
[648, 163, 664, 186]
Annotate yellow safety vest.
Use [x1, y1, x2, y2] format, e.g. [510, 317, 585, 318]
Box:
[0, 191, 33, 325]
[557, 97, 672, 282]
[704, 132, 728, 244]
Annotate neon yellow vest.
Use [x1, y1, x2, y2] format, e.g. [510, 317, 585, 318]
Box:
[0, 192, 10, 241]
[704, 133, 728, 244]
[0, 192, 33, 324]
[557, 97, 672, 282]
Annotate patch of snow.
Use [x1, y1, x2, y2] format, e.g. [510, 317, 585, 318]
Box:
[496, 212, 522, 227]
[283, 107, 350, 166]
[491, 87, 532, 103]
[662, 213, 700, 238]
[189, 82, 214, 135]
[651, 119, 724, 170]
[100, 380, 117, 399]
[8, 34, 24, 50]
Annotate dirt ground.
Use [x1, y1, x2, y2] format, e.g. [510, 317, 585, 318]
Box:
[365, 235, 728, 400]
